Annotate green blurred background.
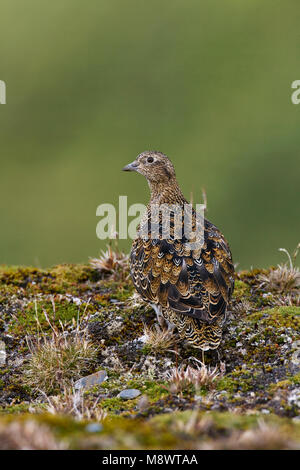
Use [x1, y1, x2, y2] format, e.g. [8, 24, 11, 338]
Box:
[0, 0, 299, 269]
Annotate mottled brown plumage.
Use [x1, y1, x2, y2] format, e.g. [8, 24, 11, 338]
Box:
[123, 151, 234, 351]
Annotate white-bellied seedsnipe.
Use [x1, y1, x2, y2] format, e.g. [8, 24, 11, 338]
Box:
[123, 151, 234, 353]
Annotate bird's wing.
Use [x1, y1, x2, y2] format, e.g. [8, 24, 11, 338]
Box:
[130, 219, 234, 324]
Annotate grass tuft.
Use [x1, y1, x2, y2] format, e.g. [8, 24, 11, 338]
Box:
[23, 307, 98, 394]
[166, 363, 223, 393]
[142, 323, 178, 353]
[90, 240, 129, 281]
[45, 387, 107, 422]
[258, 244, 300, 294]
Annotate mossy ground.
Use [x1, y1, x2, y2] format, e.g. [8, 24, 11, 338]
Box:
[0, 263, 299, 449]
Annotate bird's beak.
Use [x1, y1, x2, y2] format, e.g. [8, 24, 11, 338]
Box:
[122, 161, 139, 172]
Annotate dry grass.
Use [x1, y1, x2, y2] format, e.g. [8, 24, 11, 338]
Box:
[258, 245, 300, 294]
[273, 293, 300, 307]
[142, 323, 178, 353]
[0, 420, 65, 450]
[45, 387, 107, 422]
[90, 241, 129, 281]
[166, 363, 223, 393]
[23, 307, 98, 394]
[24, 333, 98, 394]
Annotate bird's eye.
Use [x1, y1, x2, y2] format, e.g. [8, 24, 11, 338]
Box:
[147, 156, 154, 163]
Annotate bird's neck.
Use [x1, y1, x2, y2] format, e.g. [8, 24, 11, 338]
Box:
[148, 178, 187, 205]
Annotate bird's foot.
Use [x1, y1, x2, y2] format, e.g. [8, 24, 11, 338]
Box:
[166, 321, 175, 333]
[154, 315, 168, 331]
[188, 355, 206, 368]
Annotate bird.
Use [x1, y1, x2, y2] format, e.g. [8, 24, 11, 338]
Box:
[123, 151, 234, 355]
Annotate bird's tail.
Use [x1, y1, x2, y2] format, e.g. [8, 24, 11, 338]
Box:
[162, 307, 224, 350]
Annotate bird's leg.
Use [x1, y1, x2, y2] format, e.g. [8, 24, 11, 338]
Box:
[214, 349, 226, 375]
[158, 315, 167, 329]
[188, 356, 206, 374]
[166, 321, 175, 333]
[201, 349, 205, 366]
[151, 303, 167, 329]
[189, 351, 206, 367]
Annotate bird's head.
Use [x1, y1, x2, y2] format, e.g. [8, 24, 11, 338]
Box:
[122, 151, 176, 183]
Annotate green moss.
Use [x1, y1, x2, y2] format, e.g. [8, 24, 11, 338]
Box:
[141, 345, 152, 355]
[268, 373, 300, 394]
[0, 266, 45, 286]
[249, 306, 300, 330]
[101, 396, 136, 414]
[238, 268, 269, 282]
[101, 414, 178, 449]
[110, 285, 134, 302]
[291, 373, 300, 385]
[0, 263, 98, 296]
[233, 280, 252, 300]
[126, 380, 169, 402]
[0, 402, 33, 415]
[216, 376, 238, 394]
[216, 366, 262, 394]
[7, 298, 93, 336]
[25, 412, 88, 440]
[99, 377, 170, 415]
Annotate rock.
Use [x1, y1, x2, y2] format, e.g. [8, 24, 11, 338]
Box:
[106, 319, 124, 336]
[88, 321, 103, 340]
[288, 390, 300, 408]
[85, 423, 103, 433]
[118, 389, 141, 400]
[137, 395, 149, 412]
[291, 340, 300, 366]
[12, 357, 25, 368]
[0, 341, 6, 366]
[74, 370, 107, 391]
